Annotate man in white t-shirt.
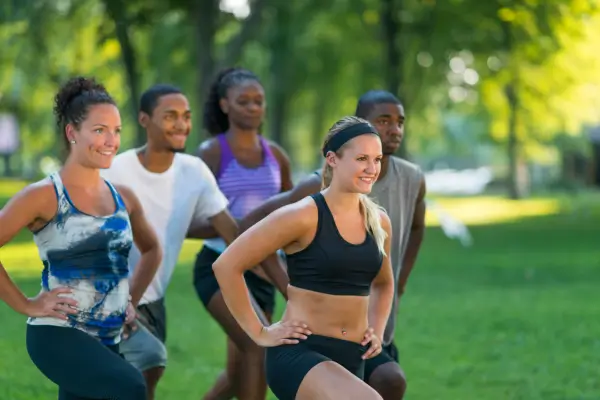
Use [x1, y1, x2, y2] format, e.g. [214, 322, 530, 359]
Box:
[101, 84, 236, 400]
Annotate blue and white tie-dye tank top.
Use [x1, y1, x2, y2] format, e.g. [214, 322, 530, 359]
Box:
[27, 172, 133, 345]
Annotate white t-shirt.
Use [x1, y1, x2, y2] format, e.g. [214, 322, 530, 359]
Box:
[100, 149, 228, 304]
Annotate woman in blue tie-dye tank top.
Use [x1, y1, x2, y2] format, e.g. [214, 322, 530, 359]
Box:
[191, 67, 294, 400]
[0, 77, 161, 400]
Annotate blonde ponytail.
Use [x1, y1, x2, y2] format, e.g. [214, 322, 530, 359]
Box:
[359, 194, 387, 255]
[321, 116, 388, 255]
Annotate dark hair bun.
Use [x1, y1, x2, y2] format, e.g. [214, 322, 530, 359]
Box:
[53, 76, 108, 128]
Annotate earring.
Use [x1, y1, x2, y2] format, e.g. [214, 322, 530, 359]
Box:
[69, 140, 76, 144]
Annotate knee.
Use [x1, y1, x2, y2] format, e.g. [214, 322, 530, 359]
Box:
[388, 373, 407, 398]
[121, 371, 148, 400]
[143, 366, 166, 387]
[369, 365, 407, 400]
[132, 377, 148, 400]
[387, 368, 406, 394]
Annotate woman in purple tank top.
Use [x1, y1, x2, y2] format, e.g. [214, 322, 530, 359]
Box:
[192, 67, 293, 400]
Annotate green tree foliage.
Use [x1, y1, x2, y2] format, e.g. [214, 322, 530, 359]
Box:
[1, 0, 600, 190]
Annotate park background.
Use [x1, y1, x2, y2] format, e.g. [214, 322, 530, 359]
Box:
[1, 0, 599, 399]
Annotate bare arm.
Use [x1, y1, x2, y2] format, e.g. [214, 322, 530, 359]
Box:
[269, 142, 294, 192]
[116, 185, 162, 307]
[239, 173, 322, 233]
[187, 220, 221, 240]
[210, 209, 290, 298]
[0, 182, 77, 318]
[397, 177, 427, 296]
[206, 209, 238, 245]
[213, 200, 314, 343]
[368, 212, 395, 340]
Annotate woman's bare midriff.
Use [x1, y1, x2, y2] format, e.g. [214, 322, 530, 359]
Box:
[281, 285, 369, 343]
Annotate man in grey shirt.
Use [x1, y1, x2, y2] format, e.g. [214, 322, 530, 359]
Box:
[239, 90, 426, 400]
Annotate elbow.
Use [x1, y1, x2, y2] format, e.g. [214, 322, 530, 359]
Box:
[154, 242, 163, 262]
[212, 258, 227, 279]
[212, 257, 245, 285]
[212, 259, 221, 273]
[373, 278, 394, 297]
[146, 242, 163, 270]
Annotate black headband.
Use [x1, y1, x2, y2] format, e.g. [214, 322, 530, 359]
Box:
[322, 122, 378, 157]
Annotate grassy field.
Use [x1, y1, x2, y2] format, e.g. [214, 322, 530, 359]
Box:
[0, 182, 599, 399]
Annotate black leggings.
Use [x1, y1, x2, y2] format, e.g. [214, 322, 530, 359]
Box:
[26, 324, 147, 400]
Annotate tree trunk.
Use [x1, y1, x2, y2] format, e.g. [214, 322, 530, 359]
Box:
[193, 0, 266, 145]
[592, 142, 600, 187]
[267, 4, 292, 147]
[194, 0, 219, 143]
[104, 0, 144, 146]
[504, 82, 528, 199]
[381, 0, 407, 159]
[381, 0, 401, 98]
[2, 154, 11, 177]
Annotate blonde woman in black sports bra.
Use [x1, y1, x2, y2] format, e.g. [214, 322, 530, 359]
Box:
[213, 116, 394, 400]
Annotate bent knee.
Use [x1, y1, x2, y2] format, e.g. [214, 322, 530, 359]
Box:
[120, 328, 168, 372]
[368, 363, 407, 399]
[114, 371, 147, 400]
[129, 376, 148, 400]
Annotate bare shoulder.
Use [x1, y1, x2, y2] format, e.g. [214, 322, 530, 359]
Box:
[266, 140, 290, 161]
[196, 137, 220, 158]
[13, 178, 57, 207]
[265, 194, 318, 228]
[112, 183, 139, 214]
[0, 177, 58, 227]
[26, 177, 56, 195]
[378, 208, 392, 233]
[196, 137, 221, 174]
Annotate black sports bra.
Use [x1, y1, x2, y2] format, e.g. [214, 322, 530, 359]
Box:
[286, 193, 383, 296]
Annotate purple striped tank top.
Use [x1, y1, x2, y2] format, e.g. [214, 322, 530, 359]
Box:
[203, 134, 281, 252]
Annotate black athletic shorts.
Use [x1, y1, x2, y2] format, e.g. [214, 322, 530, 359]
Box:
[364, 340, 400, 382]
[266, 334, 369, 400]
[193, 245, 276, 315]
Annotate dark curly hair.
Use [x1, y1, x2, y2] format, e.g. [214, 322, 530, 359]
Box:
[202, 67, 262, 136]
[53, 76, 115, 151]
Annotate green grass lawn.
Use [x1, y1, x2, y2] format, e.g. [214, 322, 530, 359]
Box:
[0, 184, 599, 399]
